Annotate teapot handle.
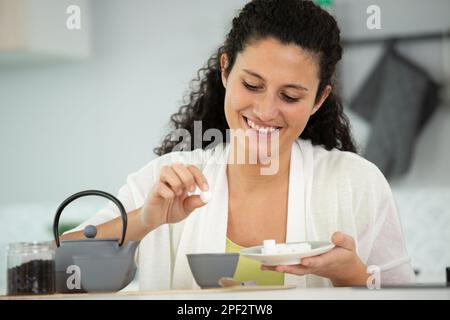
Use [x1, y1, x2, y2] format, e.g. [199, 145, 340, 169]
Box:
[53, 190, 127, 247]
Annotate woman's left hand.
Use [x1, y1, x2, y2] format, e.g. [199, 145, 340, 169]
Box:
[261, 231, 369, 287]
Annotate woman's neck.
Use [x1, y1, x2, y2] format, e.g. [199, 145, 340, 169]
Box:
[227, 144, 291, 193]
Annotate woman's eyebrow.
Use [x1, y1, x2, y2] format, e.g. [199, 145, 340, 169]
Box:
[242, 69, 309, 91]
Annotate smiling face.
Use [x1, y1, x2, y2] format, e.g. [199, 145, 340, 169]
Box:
[221, 37, 331, 162]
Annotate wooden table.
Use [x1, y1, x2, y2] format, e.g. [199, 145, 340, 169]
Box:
[1, 285, 449, 300]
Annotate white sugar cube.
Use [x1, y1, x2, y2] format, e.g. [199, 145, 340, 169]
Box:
[260, 240, 312, 255]
[276, 244, 289, 254]
[261, 239, 277, 254]
[200, 190, 212, 203]
[286, 246, 297, 253]
[263, 239, 276, 249]
[290, 243, 311, 253]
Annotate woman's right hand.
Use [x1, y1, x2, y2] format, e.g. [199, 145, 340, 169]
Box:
[140, 163, 210, 229]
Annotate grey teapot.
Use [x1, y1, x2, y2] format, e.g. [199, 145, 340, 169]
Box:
[53, 190, 140, 293]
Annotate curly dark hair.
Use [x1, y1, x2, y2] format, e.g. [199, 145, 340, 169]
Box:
[154, 0, 356, 156]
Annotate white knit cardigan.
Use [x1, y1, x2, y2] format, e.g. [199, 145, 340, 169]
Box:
[70, 139, 416, 290]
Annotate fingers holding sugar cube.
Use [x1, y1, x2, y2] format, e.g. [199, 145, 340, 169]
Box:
[170, 157, 210, 203]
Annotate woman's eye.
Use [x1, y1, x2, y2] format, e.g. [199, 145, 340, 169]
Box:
[243, 81, 260, 91]
[282, 94, 299, 103]
[243, 81, 299, 103]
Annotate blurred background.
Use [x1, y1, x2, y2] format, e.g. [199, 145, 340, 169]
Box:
[0, 0, 449, 294]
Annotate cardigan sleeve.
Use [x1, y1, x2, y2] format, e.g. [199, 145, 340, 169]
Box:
[63, 147, 210, 232]
[350, 157, 416, 285]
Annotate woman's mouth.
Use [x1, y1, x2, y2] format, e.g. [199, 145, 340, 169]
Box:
[241, 115, 282, 135]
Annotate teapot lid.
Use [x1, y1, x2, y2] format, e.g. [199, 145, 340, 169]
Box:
[60, 238, 119, 243]
[59, 226, 119, 244]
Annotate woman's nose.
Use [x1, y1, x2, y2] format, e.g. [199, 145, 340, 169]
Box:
[253, 97, 279, 122]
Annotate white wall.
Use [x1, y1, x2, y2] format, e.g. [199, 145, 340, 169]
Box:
[335, 0, 450, 283]
[0, 0, 246, 294]
[334, 0, 450, 187]
[0, 0, 247, 205]
[335, 0, 450, 187]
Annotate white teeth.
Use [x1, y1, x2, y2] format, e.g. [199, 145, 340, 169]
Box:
[245, 117, 279, 133]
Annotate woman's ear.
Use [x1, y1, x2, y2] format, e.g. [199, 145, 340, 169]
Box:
[311, 85, 332, 115]
[220, 53, 229, 89]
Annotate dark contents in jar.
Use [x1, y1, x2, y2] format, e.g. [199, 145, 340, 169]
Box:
[7, 259, 55, 295]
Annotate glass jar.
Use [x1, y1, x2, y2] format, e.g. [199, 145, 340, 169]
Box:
[7, 241, 56, 295]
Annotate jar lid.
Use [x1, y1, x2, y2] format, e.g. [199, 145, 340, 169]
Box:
[7, 241, 55, 253]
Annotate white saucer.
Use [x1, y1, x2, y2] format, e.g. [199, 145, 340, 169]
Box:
[239, 241, 335, 266]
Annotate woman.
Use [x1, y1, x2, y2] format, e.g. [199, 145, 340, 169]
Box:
[63, 0, 416, 289]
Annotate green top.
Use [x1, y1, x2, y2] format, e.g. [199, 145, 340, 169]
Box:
[226, 237, 284, 286]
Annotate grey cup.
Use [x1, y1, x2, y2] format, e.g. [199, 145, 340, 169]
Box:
[186, 253, 239, 289]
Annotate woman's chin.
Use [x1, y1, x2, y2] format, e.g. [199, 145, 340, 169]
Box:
[244, 142, 279, 165]
[231, 130, 283, 165]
